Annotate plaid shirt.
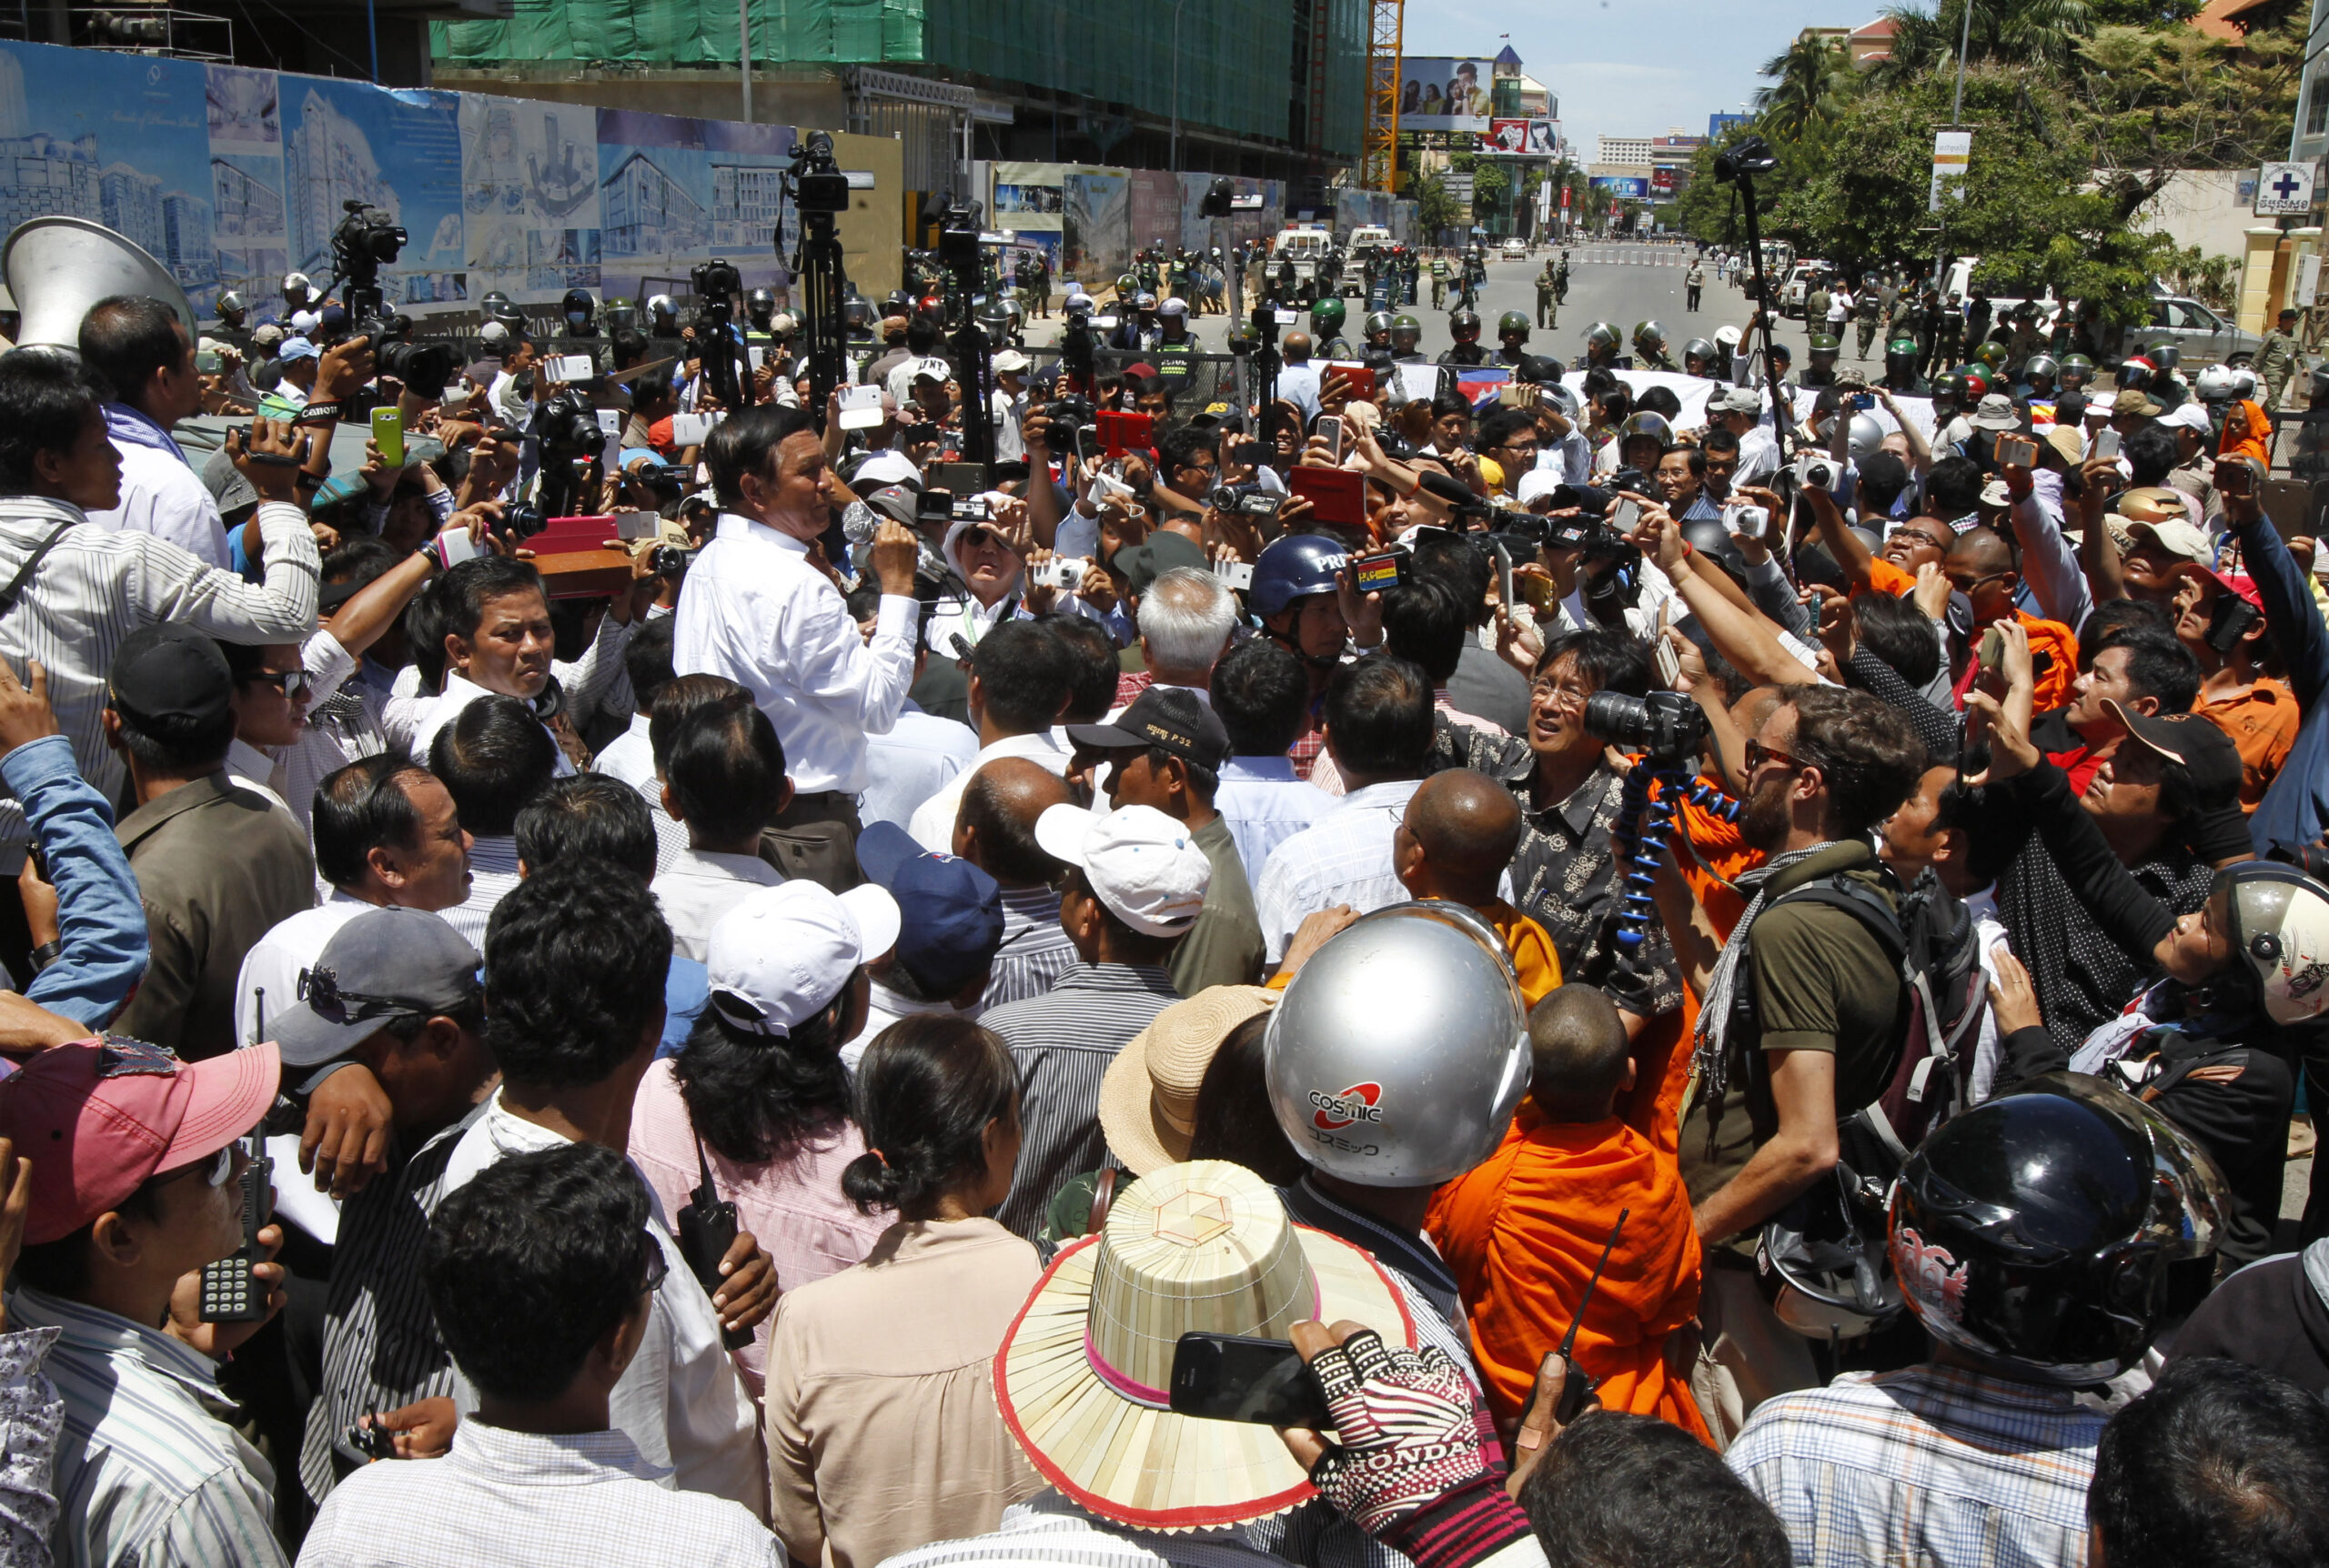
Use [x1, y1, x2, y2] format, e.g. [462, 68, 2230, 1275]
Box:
[1728, 1363, 2106, 1568]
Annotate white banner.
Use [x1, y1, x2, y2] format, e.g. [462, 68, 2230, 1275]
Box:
[1929, 130, 1971, 215]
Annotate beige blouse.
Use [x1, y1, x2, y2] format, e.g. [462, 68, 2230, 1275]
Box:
[765, 1217, 1045, 1568]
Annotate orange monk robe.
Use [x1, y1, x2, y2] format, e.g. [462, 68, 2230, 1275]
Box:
[1264, 900, 1561, 1008]
[1427, 1102, 1710, 1442]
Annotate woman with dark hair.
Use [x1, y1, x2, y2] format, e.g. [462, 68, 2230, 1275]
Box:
[1186, 1010, 1306, 1185]
[628, 879, 897, 1392]
[764, 1014, 1039, 1568]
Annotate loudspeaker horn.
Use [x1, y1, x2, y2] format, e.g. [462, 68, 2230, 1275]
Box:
[2, 216, 194, 352]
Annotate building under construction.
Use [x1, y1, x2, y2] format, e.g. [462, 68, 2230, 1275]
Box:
[425, 0, 1369, 203]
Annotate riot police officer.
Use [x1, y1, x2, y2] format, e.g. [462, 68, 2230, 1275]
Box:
[1437, 307, 1487, 367]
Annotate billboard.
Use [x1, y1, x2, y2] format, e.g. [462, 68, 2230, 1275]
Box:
[1486, 118, 1559, 156]
[1397, 58, 1492, 133]
[0, 36, 810, 318]
[1590, 176, 1648, 199]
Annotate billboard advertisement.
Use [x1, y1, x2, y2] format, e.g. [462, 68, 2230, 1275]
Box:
[1396, 58, 1492, 133]
[1590, 176, 1648, 199]
[1486, 118, 1559, 156]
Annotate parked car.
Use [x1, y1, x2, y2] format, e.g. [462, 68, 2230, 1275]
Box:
[2118, 295, 2261, 368]
[1500, 237, 1528, 261]
[1779, 261, 1830, 317]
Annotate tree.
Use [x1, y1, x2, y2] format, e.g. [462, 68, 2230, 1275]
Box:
[1754, 34, 1851, 143]
[1411, 173, 1462, 243]
[1876, 0, 2100, 82]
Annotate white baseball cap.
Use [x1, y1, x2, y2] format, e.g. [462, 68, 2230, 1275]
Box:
[852, 448, 922, 489]
[289, 308, 321, 336]
[705, 881, 902, 1038]
[2157, 400, 2212, 435]
[1516, 469, 1563, 508]
[907, 355, 953, 384]
[993, 349, 1032, 374]
[1033, 803, 1211, 938]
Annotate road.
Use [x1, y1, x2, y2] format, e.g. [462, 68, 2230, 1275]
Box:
[1017, 239, 1849, 373]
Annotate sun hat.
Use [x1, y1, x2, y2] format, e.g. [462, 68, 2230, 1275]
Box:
[993, 1159, 1411, 1529]
[1968, 393, 2020, 432]
[1099, 987, 1279, 1175]
[0, 1039, 281, 1243]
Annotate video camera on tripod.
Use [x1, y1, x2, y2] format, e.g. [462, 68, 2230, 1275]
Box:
[689, 257, 745, 409]
[785, 131, 875, 412]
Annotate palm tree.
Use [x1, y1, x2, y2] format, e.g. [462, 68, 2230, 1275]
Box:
[1754, 34, 1850, 142]
[1877, 0, 2097, 82]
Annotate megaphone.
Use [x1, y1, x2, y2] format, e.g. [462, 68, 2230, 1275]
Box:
[1, 216, 194, 353]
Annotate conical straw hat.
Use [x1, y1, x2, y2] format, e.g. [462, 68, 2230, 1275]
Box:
[993, 1160, 1412, 1531]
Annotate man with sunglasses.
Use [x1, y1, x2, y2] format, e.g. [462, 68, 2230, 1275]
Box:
[106, 624, 314, 1062]
[0, 1035, 292, 1567]
[221, 641, 311, 818]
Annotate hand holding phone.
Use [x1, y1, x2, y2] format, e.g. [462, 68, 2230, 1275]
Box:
[2213, 456, 2255, 499]
[2092, 427, 2121, 461]
[1168, 1332, 1334, 1427]
[1316, 415, 1346, 465]
[1994, 434, 2038, 470]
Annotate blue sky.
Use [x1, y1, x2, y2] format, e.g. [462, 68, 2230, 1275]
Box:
[1401, 0, 1896, 146]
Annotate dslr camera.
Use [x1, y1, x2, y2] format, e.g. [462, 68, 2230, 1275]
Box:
[1583, 689, 1707, 765]
[534, 388, 603, 454]
[355, 313, 457, 400]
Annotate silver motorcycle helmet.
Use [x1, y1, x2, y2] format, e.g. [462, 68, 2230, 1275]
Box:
[1264, 901, 1530, 1187]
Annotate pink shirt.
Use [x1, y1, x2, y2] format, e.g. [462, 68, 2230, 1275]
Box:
[629, 1058, 892, 1392]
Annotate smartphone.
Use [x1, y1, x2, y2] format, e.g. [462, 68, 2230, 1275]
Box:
[902, 421, 943, 447]
[197, 1138, 273, 1324]
[1490, 538, 1515, 621]
[1978, 626, 2005, 671]
[1167, 1332, 1334, 1428]
[838, 384, 886, 430]
[675, 1179, 752, 1352]
[552, 354, 598, 383]
[671, 413, 712, 446]
[2213, 457, 2255, 498]
[433, 527, 485, 570]
[369, 406, 405, 468]
[1229, 439, 1267, 466]
[1316, 415, 1346, 464]
[1498, 383, 1541, 409]
[2093, 427, 2121, 461]
[1608, 498, 1641, 535]
[1850, 391, 1874, 411]
[1349, 548, 1409, 595]
[1327, 363, 1376, 402]
[196, 349, 224, 374]
[932, 461, 987, 498]
[1994, 434, 2038, 470]
[1215, 559, 1256, 590]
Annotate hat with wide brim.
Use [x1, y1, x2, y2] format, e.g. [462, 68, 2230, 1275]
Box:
[994, 1161, 1413, 1532]
[1099, 986, 1278, 1176]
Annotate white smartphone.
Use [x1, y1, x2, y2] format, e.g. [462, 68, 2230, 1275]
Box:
[552, 354, 596, 383]
[594, 408, 623, 437]
[1608, 498, 1641, 534]
[837, 384, 885, 431]
[1215, 559, 1255, 590]
[614, 510, 662, 540]
[1316, 415, 1346, 463]
[434, 528, 485, 569]
[2092, 427, 2121, 461]
[671, 413, 711, 446]
[748, 346, 766, 371]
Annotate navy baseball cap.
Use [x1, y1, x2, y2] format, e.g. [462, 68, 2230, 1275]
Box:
[854, 821, 1006, 994]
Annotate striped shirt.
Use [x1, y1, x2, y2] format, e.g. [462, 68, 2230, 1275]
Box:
[439, 835, 523, 953]
[300, 1420, 780, 1568]
[0, 497, 318, 846]
[11, 1286, 288, 1568]
[1254, 779, 1426, 964]
[984, 963, 1179, 1238]
[1728, 1363, 2106, 1568]
[980, 885, 1079, 1010]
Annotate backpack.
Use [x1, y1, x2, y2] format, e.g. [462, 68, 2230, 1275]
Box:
[1736, 863, 1989, 1336]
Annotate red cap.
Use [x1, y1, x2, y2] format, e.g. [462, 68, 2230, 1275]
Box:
[0, 1040, 279, 1242]
[2211, 569, 2265, 613]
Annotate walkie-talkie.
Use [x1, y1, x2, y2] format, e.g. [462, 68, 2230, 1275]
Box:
[197, 1135, 274, 1323]
[675, 1132, 751, 1351]
[1549, 1208, 1629, 1424]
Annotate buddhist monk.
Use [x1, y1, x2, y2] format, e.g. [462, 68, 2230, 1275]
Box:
[1428, 984, 1709, 1442]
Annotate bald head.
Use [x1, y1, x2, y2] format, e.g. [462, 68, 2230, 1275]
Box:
[1731, 684, 1786, 742]
[1527, 984, 1631, 1122]
[1944, 525, 2013, 577]
[1397, 769, 1523, 905]
[953, 757, 1072, 887]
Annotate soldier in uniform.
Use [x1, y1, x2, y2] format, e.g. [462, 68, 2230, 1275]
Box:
[1389, 314, 1427, 363]
[1555, 251, 1570, 303]
[1430, 250, 1451, 310]
[1438, 307, 1488, 367]
[1537, 259, 1559, 329]
[1632, 320, 1677, 372]
[1685, 256, 1705, 312]
[1495, 311, 1533, 368]
[2257, 307, 2306, 410]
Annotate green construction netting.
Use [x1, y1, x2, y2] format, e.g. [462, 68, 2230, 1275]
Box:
[434, 0, 926, 70]
[432, 0, 1365, 157]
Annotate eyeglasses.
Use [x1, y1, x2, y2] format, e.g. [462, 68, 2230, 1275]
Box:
[1743, 738, 1809, 774]
[242, 668, 310, 701]
[639, 1236, 670, 1297]
[1946, 570, 2011, 595]
[1528, 677, 1592, 709]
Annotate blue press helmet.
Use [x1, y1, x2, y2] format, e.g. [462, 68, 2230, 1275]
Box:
[1248, 534, 1351, 618]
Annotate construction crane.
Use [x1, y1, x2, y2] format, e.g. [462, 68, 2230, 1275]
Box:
[1362, 0, 1402, 193]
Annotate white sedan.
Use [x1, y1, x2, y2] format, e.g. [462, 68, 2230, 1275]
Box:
[1500, 238, 1528, 260]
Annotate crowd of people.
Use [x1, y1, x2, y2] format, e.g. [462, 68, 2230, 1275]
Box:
[0, 243, 2314, 1568]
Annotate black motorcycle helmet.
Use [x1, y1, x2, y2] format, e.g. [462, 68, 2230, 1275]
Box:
[1889, 1073, 2229, 1385]
[561, 287, 596, 335]
[1449, 308, 1481, 345]
[746, 286, 777, 326]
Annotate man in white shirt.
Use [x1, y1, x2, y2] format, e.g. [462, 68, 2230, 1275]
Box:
[488, 338, 538, 429]
[649, 689, 791, 960]
[1707, 386, 1782, 484]
[992, 350, 1033, 464]
[234, 755, 476, 1050]
[908, 619, 1074, 852]
[299, 1141, 781, 1568]
[1208, 638, 1330, 879]
[78, 296, 231, 568]
[675, 405, 920, 866]
[429, 695, 561, 951]
[1255, 655, 1434, 963]
[1276, 333, 1324, 420]
[860, 636, 978, 830]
